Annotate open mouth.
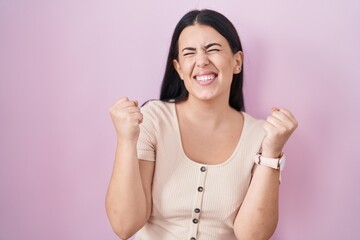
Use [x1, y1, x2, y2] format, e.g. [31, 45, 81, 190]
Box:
[193, 72, 218, 85]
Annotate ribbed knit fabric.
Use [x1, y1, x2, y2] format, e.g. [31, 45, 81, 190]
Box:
[135, 100, 265, 240]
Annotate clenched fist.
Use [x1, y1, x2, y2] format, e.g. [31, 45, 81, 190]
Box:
[109, 97, 143, 143]
[261, 108, 298, 157]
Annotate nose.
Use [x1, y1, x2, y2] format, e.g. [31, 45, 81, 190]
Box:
[196, 51, 209, 68]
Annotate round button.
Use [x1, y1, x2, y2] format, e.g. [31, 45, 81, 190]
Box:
[198, 186, 203, 192]
[200, 166, 206, 172]
[193, 218, 198, 224]
[190, 238, 196, 240]
[194, 208, 200, 213]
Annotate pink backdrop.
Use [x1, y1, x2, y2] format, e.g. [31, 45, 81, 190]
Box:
[1, 0, 359, 239]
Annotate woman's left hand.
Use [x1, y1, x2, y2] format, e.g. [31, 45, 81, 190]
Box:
[261, 108, 298, 157]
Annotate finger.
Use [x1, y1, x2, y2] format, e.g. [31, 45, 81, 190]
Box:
[277, 109, 298, 130]
[118, 111, 142, 124]
[125, 112, 143, 124]
[112, 99, 138, 110]
[279, 108, 297, 123]
[119, 100, 137, 109]
[113, 97, 129, 106]
[123, 106, 141, 113]
[109, 97, 129, 111]
[271, 110, 293, 127]
[272, 107, 280, 112]
[134, 112, 143, 124]
[269, 115, 295, 133]
[263, 121, 280, 137]
[110, 105, 140, 117]
[270, 107, 297, 128]
[266, 115, 285, 129]
[121, 99, 140, 109]
[263, 120, 275, 132]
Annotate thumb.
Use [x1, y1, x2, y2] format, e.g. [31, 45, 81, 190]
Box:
[134, 100, 139, 107]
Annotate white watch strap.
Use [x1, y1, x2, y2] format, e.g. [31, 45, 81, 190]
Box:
[254, 153, 281, 170]
[253, 153, 285, 183]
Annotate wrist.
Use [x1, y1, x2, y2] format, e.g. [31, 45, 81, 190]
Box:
[117, 137, 138, 148]
[254, 152, 286, 172]
[260, 149, 282, 158]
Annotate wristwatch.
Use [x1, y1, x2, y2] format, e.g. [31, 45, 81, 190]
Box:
[254, 153, 286, 172]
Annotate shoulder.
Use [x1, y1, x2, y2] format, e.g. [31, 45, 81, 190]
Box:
[242, 112, 264, 125]
[141, 100, 175, 120]
[242, 112, 266, 136]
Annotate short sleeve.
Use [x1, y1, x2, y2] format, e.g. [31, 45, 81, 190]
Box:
[137, 102, 157, 161]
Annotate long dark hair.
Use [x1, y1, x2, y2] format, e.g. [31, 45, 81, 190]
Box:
[159, 9, 245, 111]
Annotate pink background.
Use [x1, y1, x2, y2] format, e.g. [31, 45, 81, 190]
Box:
[1, 0, 359, 239]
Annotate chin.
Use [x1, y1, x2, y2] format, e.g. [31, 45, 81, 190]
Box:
[193, 94, 217, 102]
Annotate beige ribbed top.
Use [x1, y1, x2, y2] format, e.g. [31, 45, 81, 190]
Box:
[135, 100, 265, 240]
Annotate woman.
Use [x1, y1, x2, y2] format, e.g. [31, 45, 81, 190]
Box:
[106, 9, 297, 240]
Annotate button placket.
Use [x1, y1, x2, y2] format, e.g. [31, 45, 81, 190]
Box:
[189, 165, 208, 239]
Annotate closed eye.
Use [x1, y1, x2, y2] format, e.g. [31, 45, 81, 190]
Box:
[183, 52, 195, 56]
[204, 43, 222, 53]
[207, 48, 220, 52]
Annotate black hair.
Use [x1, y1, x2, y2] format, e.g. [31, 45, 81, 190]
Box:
[159, 9, 245, 111]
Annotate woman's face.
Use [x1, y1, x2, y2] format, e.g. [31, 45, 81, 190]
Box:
[173, 24, 242, 103]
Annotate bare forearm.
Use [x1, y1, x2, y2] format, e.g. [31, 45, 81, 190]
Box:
[106, 140, 148, 238]
[234, 165, 279, 240]
[235, 106, 297, 239]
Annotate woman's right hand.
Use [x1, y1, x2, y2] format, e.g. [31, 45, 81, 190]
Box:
[109, 97, 143, 143]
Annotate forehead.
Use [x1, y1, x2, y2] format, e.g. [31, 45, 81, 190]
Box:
[178, 24, 228, 47]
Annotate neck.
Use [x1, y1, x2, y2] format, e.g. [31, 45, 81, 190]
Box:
[178, 96, 235, 127]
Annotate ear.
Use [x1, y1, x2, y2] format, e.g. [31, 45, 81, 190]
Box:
[233, 51, 243, 74]
[173, 59, 184, 80]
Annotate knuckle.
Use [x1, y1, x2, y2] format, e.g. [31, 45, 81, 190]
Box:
[272, 110, 279, 116]
[123, 114, 133, 122]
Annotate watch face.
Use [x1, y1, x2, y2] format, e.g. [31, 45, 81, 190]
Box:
[280, 156, 286, 171]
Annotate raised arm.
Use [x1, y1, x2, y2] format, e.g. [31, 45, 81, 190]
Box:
[105, 97, 154, 239]
[234, 108, 297, 240]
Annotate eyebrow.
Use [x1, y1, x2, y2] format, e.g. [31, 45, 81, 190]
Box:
[181, 43, 222, 52]
[204, 43, 222, 49]
[181, 47, 196, 52]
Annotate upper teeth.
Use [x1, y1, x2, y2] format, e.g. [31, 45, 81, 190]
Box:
[196, 75, 215, 81]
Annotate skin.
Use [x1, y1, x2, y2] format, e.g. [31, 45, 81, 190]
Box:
[106, 98, 153, 239]
[106, 24, 298, 240]
[173, 24, 244, 164]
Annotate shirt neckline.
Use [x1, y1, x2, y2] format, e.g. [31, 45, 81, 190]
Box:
[171, 102, 248, 168]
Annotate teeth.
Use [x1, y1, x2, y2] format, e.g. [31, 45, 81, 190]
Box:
[196, 75, 215, 81]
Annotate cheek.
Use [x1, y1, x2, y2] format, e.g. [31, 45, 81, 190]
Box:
[212, 53, 234, 66]
[224, 55, 237, 66]
[224, 57, 237, 73]
[179, 60, 195, 75]
[215, 58, 234, 73]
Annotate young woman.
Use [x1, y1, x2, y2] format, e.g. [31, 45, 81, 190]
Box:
[106, 9, 298, 240]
